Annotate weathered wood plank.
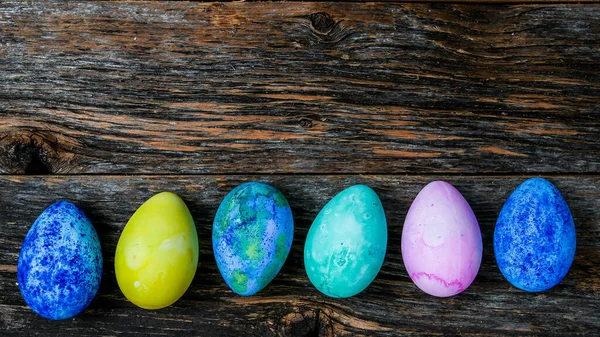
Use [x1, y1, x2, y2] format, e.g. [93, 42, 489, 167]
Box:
[1, 2, 598, 174]
[87, 0, 600, 4]
[1, 175, 599, 336]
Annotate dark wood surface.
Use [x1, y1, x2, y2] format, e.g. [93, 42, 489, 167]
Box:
[1, 2, 599, 174]
[0, 1, 599, 336]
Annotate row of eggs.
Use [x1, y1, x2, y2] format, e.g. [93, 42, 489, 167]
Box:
[17, 178, 576, 320]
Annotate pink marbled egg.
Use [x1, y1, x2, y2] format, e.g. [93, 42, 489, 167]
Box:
[401, 181, 482, 297]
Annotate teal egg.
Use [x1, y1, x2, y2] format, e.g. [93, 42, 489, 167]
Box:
[304, 184, 387, 298]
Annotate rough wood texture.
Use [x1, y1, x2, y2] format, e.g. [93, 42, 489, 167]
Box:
[0, 175, 599, 336]
[1, 2, 599, 174]
[1, 1, 599, 336]
[85, 0, 600, 3]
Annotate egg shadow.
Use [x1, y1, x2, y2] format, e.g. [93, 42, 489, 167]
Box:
[261, 180, 323, 292]
[76, 200, 134, 312]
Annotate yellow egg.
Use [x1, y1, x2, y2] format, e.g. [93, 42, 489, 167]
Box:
[115, 192, 198, 309]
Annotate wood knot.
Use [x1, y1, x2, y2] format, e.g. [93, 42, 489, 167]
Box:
[309, 12, 335, 34]
[298, 118, 314, 129]
[0, 131, 76, 174]
[305, 12, 353, 45]
[278, 309, 333, 337]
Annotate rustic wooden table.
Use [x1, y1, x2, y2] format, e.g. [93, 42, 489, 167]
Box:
[1, 1, 599, 336]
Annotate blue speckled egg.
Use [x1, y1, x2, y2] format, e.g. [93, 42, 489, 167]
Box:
[213, 182, 294, 296]
[494, 178, 576, 292]
[18, 201, 103, 320]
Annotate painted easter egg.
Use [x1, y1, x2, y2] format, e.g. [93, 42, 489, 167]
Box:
[494, 177, 576, 292]
[213, 182, 293, 296]
[402, 181, 482, 297]
[115, 192, 199, 309]
[304, 184, 387, 298]
[18, 201, 103, 320]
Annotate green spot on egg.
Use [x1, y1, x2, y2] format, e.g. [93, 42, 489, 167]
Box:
[231, 269, 249, 294]
[245, 240, 265, 261]
[335, 246, 349, 267]
[262, 261, 281, 286]
[273, 192, 289, 208]
[275, 233, 289, 261]
[257, 209, 271, 222]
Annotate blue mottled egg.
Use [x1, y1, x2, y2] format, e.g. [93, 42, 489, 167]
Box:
[213, 182, 293, 296]
[494, 178, 576, 292]
[18, 201, 103, 320]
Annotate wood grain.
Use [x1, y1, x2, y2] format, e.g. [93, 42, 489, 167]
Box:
[0, 175, 599, 336]
[1, 2, 599, 175]
[87, 0, 600, 4]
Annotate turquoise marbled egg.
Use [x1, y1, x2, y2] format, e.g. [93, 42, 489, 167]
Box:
[213, 182, 294, 296]
[18, 201, 103, 320]
[304, 184, 387, 298]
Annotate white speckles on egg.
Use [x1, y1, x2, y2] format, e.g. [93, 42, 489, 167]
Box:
[18, 201, 103, 320]
[495, 178, 576, 292]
